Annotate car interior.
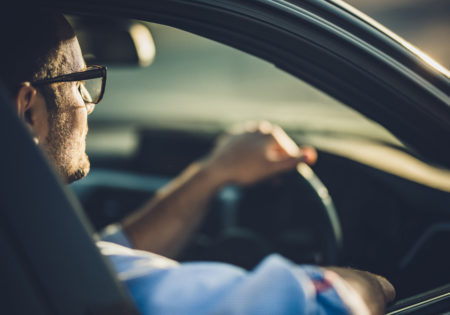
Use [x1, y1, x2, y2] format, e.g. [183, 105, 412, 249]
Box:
[69, 17, 450, 308]
[1, 4, 449, 314]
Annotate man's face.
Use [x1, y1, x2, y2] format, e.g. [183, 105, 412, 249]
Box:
[38, 37, 93, 183]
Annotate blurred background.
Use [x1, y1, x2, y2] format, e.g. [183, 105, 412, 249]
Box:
[347, 0, 449, 68]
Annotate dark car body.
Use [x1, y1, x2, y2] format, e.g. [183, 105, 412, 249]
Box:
[1, 0, 449, 314]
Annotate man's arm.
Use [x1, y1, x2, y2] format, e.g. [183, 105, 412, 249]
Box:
[99, 242, 395, 315]
[121, 121, 316, 257]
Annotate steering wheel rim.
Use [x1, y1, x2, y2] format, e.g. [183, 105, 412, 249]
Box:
[295, 162, 343, 264]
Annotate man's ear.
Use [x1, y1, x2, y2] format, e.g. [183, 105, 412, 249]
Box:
[15, 83, 37, 127]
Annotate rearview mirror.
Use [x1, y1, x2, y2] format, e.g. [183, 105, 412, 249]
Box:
[68, 17, 156, 67]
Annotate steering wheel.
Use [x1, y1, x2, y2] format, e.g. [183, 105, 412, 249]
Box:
[294, 162, 343, 263]
[180, 162, 343, 268]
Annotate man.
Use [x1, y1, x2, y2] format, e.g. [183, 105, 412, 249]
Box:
[1, 9, 395, 314]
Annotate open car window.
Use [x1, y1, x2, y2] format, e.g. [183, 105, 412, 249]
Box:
[2, 1, 449, 313]
[88, 22, 403, 148]
[69, 15, 450, 295]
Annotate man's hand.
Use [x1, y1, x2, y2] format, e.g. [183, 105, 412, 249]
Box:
[123, 121, 317, 257]
[326, 267, 396, 315]
[203, 121, 317, 185]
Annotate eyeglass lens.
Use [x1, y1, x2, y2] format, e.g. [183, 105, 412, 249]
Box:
[80, 77, 102, 104]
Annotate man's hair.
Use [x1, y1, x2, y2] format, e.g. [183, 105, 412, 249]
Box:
[0, 8, 75, 98]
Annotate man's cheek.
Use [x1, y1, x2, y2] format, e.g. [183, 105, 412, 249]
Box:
[68, 107, 88, 139]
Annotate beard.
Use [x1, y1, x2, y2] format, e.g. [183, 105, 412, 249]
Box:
[67, 168, 88, 183]
[42, 87, 90, 184]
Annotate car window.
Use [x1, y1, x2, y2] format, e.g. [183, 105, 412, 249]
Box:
[85, 22, 404, 157]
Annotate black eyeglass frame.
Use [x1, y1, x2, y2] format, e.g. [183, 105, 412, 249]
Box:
[30, 65, 107, 104]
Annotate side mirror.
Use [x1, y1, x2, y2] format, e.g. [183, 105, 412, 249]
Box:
[69, 17, 156, 67]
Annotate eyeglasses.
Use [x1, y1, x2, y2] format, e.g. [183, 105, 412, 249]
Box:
[31, 65, 107, 104]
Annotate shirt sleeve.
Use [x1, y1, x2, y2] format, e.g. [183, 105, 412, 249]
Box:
[98, 241, 352, 315]
[99, 223, 133, 248]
